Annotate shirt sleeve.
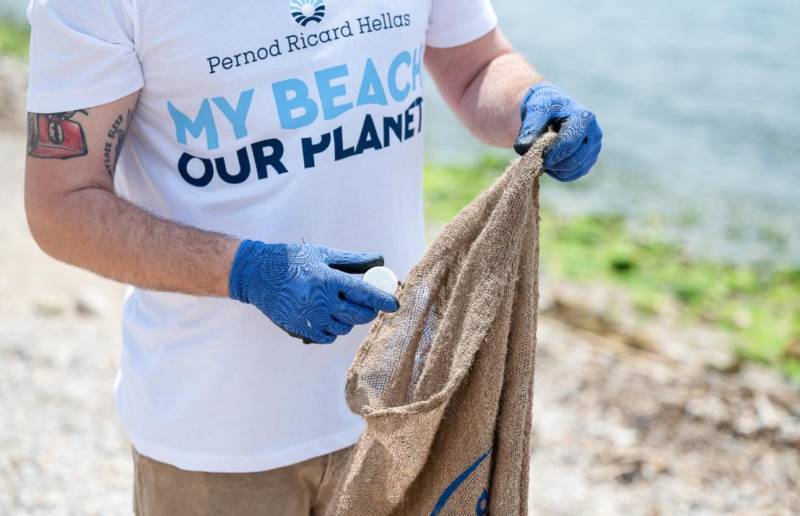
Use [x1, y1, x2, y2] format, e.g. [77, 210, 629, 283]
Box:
[26, 0, 144, 113]
[426, 0, 498, 48]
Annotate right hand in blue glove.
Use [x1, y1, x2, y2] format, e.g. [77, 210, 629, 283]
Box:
[514, 83, 603, 182]
[228, 240, 400, 345]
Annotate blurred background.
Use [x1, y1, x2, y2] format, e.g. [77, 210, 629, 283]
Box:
[1, 0, 798, 514]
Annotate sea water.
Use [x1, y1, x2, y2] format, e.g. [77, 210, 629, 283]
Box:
[426, 0, 800, 267]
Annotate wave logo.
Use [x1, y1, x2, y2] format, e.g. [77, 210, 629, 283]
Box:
[290, 0, 326, 26]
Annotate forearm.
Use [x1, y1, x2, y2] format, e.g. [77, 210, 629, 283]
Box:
[27, 185, 239, 297]
[426, 29, 544, 148]
[458, 51, 542, 147]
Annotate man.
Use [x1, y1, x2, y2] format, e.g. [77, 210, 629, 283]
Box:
[25, 0, 601, 514]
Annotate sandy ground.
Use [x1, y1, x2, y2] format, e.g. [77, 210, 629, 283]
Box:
[1, 55, 798, 514]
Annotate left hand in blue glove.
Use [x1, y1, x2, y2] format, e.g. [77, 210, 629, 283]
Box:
[514, 83, 603, 182]
[228, 240, 399, 345]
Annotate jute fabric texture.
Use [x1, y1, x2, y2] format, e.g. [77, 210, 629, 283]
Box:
[328, 134, 556, 515]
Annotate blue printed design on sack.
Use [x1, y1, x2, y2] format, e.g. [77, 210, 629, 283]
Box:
[431, 449, 492, 516]
[290, 0, 326, 26]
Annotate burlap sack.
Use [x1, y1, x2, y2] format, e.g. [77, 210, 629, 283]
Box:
[329, 133, 556, 516]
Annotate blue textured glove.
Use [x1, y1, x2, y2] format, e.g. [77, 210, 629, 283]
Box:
[514, 83, 603, 182]
[229, 240, 400, 345]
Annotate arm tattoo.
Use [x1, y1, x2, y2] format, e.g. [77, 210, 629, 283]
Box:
[27, 110, 89, 159]
[104, 109, 132, 178]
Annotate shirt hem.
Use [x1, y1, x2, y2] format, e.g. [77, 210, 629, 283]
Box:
[126, 424, 364, 473]
[426, 7, 498, 48]
[26, 77, 144, 113]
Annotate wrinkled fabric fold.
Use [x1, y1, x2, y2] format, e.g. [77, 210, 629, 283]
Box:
[327, 133, 556, 515]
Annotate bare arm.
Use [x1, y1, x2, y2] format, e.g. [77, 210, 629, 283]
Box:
[25, 92, 239, 297]
[425, 28, 542, 147]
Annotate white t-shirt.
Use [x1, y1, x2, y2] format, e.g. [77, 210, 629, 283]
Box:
[26, 0, 497, 473]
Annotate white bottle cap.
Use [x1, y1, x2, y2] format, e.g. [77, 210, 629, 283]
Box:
[364, 266, 399, 295]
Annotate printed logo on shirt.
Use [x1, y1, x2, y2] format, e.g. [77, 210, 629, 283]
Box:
[290, 0, 326, 26]
[168, 9, 421, 189]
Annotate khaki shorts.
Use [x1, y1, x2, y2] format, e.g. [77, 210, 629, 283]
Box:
[132, 446, 352, 516]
